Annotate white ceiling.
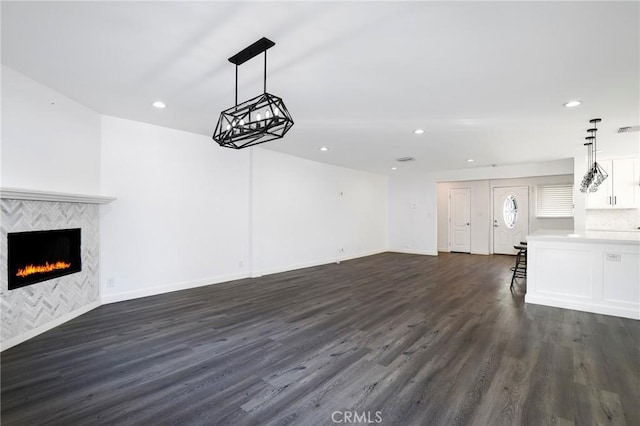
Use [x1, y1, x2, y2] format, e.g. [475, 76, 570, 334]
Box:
[2, 1, 639, 174]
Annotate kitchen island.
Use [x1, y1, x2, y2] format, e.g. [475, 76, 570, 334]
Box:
[526, 230, 640, 319]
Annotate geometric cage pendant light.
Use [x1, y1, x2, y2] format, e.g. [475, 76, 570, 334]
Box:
[213, 37, 294, 149]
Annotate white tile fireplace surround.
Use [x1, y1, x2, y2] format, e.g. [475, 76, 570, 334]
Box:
[0, 188, 115, 350]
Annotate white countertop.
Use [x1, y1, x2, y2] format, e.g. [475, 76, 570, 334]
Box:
[587, 228, 640, 232]
[527, 229, 640, 245]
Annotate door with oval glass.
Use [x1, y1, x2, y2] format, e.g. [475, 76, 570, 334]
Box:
[493, 186, 529, 255]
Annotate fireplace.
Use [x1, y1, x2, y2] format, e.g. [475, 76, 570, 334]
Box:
[8, 228, 82, 290]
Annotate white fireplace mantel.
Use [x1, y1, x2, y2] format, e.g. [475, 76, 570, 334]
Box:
[0, 187, 116, 204]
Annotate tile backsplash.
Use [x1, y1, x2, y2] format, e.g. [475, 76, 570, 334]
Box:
[586, 209, 640, 230]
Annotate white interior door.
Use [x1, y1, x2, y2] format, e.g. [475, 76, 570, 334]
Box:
[449, 188, 471, 253]
[493, 186, 529, 255]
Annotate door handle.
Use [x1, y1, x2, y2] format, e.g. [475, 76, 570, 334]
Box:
[609, 196, 612, 205]
[614, 196, 617, 205]
[494, 224, 499, 227]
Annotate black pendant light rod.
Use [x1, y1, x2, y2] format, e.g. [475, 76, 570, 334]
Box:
[589, 118, 601, 163]
[228, 37, 275, 108]
[585, 138, 593, 167]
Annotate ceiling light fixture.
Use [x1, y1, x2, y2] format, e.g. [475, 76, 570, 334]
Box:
[580, 118, 607, 193]
[466, 159, 474, 163]
[396, 157, 416, 162]
[152, 101, 166, 109]
[564, 100, 582, 108]
[414, 129, 425, 135]
[213, 37, 294, 149]
[391, 167, 397, 170]
[618, 125, 640, 133]
[320, 146, 329, 152]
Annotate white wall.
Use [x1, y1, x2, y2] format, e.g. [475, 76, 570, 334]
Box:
[387, 173, 438, 255]
[99, 116, 251, 302]
[99, 119, 388, 301]
[388, 159, 575, 257]
[1, 66, 101, 194]
[251, 148, 387, 275]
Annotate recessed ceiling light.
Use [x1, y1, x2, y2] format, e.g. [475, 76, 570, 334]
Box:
[391, 167, 397, 170]
[320, 146, 329, 152]
[152, 101, 167, 109]
[467, 159, 475, 163]
[414, 129, 425, 135]
[618, 126, 640, 133]
[563, 100, 581, 108]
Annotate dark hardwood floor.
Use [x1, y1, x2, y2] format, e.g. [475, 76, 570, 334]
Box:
[2, 252, 639, 425]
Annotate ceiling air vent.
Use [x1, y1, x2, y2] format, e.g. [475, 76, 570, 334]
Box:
[396, 157, 416, 162]
[618, 125, 640, 133]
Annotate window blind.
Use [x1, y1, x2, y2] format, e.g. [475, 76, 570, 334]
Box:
[536, 185, 574, 218]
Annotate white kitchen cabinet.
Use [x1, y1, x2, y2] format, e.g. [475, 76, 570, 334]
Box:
[587, 158, 639, 209]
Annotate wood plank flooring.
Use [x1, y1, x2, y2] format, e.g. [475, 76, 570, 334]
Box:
[2, 252, 639, 425]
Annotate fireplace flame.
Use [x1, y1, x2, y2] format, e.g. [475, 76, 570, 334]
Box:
[16, 261, 72, 278]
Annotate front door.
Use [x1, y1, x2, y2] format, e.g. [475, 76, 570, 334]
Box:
[449, 188, 471, 253]
[493, 186, 529, 255]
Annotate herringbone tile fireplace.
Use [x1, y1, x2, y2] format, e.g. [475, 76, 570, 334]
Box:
[1, 199, 99, 347]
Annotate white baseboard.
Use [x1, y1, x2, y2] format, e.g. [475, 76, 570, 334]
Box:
[101, 272, 251, 304]
[105, 250, 388, 299]
[388, 248, 438, 256]
[105, 249, 389, 301]
[1, 300, 101, 352]
[253, 249, 387, 278]
[525, 295, 640, 320]
[341, 249, 387, 262]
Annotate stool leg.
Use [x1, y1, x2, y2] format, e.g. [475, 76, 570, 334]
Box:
[510, 251, 521, 290]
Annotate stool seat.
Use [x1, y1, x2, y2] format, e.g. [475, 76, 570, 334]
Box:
[510, 244, 527, 290]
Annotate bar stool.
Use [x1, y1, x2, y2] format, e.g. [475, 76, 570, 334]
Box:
[510, 244, 527, 290]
